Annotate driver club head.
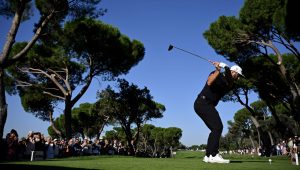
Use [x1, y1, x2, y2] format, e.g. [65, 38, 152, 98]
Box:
[168, 45, 174, 51]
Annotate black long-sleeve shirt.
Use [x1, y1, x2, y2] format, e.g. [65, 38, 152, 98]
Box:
[198, 67, 234, 106]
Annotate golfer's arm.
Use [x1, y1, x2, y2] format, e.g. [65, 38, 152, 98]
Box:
[207, 70, 220, 86]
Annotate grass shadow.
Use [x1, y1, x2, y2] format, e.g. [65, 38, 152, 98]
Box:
[184, 156, 198, 159]
[0, 163, 101, 170]
[230, 160, 272, 163]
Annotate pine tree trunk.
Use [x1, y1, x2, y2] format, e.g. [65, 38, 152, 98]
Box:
[64, 96, 73, 139]
[0, 69, 7, 139]
[268, 131, 274, 146]
[126, 134, 135, 156]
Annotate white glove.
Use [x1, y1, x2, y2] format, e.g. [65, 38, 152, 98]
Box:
[219, 62, 228, 68]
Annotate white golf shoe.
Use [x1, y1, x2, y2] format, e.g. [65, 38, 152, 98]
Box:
[203, 155, 209, 163]
[208, 154, 230, 163]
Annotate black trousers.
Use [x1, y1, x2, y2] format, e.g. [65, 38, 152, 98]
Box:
[194, 95, 223, 157]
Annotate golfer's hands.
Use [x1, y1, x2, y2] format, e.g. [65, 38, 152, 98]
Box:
[210, 61, 227, 71]
[211, 61, 221, 71]
[219, 62, 228, 68]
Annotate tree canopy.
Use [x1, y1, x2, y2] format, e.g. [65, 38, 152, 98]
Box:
[95, 79, 165, 155]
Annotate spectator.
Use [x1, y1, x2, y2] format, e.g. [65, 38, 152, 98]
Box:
[281, 140, 287, 155]
[63, 139, 73, 157]
[57, 139, 66, 158]
[45, 137, 55, 159]
[287, 137, 294, 155]
[118, 142, 126, 155]
[99, 137, 105, 154]
[18, 137, 27, 160]
[72, 138, 82, 156]
[276, 143, 282, 155]
[53, 139, 59, 157]
[33, 132, 44, 151]
[81, 138, 90, 155]
[92, 139, 101, 155]
[24, 131, 35, 159]
[6, 129, 19, 160]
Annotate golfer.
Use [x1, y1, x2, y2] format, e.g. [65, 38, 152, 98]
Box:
[194, 61, 243, 163]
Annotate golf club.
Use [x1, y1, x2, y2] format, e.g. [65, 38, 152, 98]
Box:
[168, 44, 213, 63]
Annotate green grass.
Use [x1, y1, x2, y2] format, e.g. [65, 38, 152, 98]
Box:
[0, 151, 299, 170]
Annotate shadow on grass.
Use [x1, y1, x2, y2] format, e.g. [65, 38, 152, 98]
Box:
[230, 160, 271, 163]
[184, 156, 198, 158]
[0, 163, 101, 170]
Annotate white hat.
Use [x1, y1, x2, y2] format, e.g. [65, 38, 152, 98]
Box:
[230, 65, 244, 77]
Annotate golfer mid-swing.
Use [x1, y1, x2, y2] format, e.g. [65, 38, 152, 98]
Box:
[194, 61, 243, 163]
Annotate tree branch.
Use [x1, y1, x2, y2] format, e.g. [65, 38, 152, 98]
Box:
[19, 67, 68, 96]
[47, 67, 71, 92]
[71, 56, 94, 106]
[49, 110, 62, 136]
[64, 66, 72, 92]
[1, 0, 27, 65]
[43, 91, 65, 100]
[15, 80, 33, 87]
[7, 10, 55, 66]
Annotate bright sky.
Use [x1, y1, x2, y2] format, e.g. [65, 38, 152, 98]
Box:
[1, 0, 257, 146]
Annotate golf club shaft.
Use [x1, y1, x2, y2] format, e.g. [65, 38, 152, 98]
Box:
[170, 45, 212, 63]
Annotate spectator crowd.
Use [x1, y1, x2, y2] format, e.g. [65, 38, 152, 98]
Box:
[1, 129, 130, 161]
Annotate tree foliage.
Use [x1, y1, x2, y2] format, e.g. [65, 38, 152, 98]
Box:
[8, 16, 145, 139]
[0, 0, 106, 139]
[0, 0, 33, 20]
[96, 79, 165, 155]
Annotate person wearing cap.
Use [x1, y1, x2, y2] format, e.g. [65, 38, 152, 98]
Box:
[194, 61, 243, 163]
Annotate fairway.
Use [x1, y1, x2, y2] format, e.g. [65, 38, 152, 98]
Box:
[0, 151, 299, 170]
